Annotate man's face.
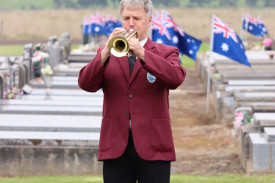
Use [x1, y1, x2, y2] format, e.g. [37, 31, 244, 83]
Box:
[121, 7, 152, 41]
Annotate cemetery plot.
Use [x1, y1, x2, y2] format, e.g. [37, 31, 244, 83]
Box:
[198, 49, 275, 174]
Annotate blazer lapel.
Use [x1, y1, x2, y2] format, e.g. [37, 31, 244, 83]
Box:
[116, 56, 130, 82]
[129, 57, 142, 85]
[129, 38, 156, 85]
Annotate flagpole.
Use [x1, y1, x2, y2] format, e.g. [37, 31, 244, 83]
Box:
[257, 15, 262, 49]
[240, 12, 243, 40]
[206, 14, 215, 113]
[244, 13, 249, 43]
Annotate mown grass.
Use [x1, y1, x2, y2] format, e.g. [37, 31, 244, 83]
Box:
[0, 44, 79, 56]
[0, 45, 24, 56]
[1, 174, 275, 183]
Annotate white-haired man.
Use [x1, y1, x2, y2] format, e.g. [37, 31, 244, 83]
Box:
[78, 0, 186, 182]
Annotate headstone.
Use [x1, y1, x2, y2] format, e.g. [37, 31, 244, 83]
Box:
[23, 43, 34, 80]
[222, 96, 237, 126]
[60, 32, 71, 64]
[0, 73, 3, 99]
[9, 64, 20, 88]
[248, 133, 270, 170]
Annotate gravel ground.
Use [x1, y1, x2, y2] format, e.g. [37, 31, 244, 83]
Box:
[169, 67, 244, 175]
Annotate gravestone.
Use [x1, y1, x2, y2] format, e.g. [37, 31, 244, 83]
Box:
[222, 96, 237, 126]
[23, 43, 34, 80]
[60, 32, 71, 64]
[248, 133, 270, 170]
[0, 73, 3, 99]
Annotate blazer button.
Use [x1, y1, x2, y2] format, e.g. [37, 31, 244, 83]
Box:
[124, 112, 129, 116]
[129, 94, 133, 98]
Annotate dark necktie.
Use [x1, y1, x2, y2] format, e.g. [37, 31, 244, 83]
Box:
[129, 55, 136, 75]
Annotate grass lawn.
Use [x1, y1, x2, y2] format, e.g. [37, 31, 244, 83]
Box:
[1, 174, 275, 183]
[0, 44, 81, 56]
[0, 45, 24, 56]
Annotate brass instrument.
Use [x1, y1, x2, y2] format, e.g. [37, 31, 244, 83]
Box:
[108, 29, 138, 57]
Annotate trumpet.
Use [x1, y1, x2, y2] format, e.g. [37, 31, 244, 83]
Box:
[108, 29, 138, 57]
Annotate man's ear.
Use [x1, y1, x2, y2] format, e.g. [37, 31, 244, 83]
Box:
[147, 16, 152, 28]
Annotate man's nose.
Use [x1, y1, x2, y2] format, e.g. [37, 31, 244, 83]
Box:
[129, 18, 135, 27]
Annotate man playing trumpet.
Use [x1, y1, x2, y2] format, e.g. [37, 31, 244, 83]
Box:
[78, 0, 186, 182]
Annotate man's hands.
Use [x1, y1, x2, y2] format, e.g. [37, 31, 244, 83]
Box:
[100, 28, 146, 66]
[101, 28, 126, 66]
[128, 37, 145, 61]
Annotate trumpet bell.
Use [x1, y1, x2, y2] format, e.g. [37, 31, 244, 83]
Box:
[108, 30, 138, 57]
[109, 36, 129, 57]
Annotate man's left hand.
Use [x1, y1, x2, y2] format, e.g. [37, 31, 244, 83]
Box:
[128, 38, 145, 62]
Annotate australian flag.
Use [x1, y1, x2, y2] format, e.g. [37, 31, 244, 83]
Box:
[242, 14, 268, 37]
[90, 14, 106, 36]
[83, 16, 91, 35]
[104, 15, 122, 36]
[151, 11, 201, 61]
[257, 17, 268, 37]
[212, 15, 250, 67]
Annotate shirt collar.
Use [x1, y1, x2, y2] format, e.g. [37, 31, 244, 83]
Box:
[139, 37, 148, 47]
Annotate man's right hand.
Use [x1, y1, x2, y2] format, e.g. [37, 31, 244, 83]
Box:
[101, 28, 126, 66]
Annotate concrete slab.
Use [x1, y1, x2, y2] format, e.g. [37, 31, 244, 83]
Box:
[264, 127, 275, 142]
[0, 114, 101, 132]
[234, 92, 275, 102]
[215, 65, 275, 74]
[0, 98, 103, 107]
[238, 102, 275, 112]
[226, 86, 275, 93]
[0, 131, 100, 140]
[0, 105, 102, 115]
[17, 95, 103, 102]
[31, 80, 79, 89]
[222, 71, 275, 80]
[228, 80, 275, 86]
[30, 88, 103, 96]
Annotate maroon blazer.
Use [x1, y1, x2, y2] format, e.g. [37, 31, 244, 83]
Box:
[78, 38, 186, 161]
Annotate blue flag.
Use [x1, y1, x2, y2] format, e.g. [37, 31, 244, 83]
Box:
[83, 17, 90, 35]
[151, 12, 201, 61]
[212, 15, 250, 67]
[177, 31, 201, 60]
[104, 20, 122, 36]
[242, 14, 268, 37]
[258, 18, 268, 37]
